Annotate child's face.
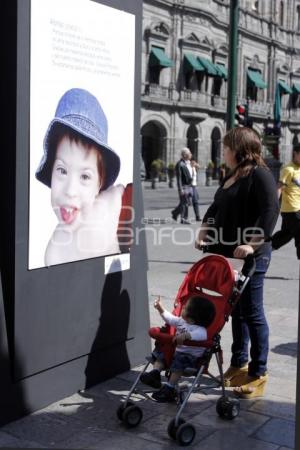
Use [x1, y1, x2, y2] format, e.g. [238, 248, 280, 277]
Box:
[51, 136, 101, 228]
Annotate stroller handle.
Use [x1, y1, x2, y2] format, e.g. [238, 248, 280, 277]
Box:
[241, 253, 256, 278]
[197, 246, 256, 278]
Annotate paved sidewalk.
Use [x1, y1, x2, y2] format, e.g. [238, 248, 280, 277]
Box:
[0, 189, 298, 449]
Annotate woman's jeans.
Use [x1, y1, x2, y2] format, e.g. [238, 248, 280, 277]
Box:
[230, 249, 271, 377]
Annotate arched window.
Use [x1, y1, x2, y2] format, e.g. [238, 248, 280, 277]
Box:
[279, 1, 284, 27]
[141, 121, 167, 179]
[211, 127, 222, 179]
[297, 5, 300, 32]
[186, 124, 198, 161]
[252, 1, 259, 13]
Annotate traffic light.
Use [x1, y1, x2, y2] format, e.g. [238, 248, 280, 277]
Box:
[235, 104, 252, 128]
[235, 104, 246, 126]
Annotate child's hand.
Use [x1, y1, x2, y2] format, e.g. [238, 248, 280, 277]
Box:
[173, 332, 191, 345]
[154, 296, 164, 314]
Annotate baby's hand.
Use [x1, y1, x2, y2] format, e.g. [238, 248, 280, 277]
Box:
[154, 296, 164, 314]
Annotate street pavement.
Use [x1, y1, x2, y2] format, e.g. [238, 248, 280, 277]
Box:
[0, 181, 298, 449]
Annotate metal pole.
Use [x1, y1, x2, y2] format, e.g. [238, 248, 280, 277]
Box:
[226, 0, 239, 130]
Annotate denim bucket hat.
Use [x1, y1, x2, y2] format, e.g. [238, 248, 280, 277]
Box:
[36, 88, 120, 191]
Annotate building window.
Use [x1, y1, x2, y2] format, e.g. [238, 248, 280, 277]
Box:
[246, 68, 267, 102]
[148, 46, 174, 86]
[291, 84, 300, 108]
[297, 5, 300, 32]
[212, 77, 222, 96]
[247, 79, 258, 101]
[196, 72, 205, 91]
[247, 84, 257, 102]
[149, 66, 161, 84]
[184, 71, 193, 90]
[252, 1, 259, 13]
[279, 1, 284, 27]
[291, 92, 299, 109]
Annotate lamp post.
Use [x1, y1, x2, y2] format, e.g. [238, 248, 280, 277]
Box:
[226, 0, 239, 130]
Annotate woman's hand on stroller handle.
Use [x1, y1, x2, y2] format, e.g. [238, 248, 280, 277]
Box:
[241, 253, 256, 278]
[233, 244, 254, 259]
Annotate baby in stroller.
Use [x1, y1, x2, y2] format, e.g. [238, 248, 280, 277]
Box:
[117, 254, 255, 446]
[140, 295, 216, 402]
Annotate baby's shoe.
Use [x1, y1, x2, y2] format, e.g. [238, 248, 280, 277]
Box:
[152, 384, 176, 403]
[140, 369, 161, 389]
[223, 364, 248, 387]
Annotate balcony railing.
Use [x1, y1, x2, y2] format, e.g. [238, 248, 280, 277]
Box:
[212, 95, 227, 109]
[142, 83, 174, 100]
[181, 89, 212, 106]
[181, 90, 228, 110]
[142, 84, 298, 123]
[238, 99, 272, 116]
[289, 109, 300, 120]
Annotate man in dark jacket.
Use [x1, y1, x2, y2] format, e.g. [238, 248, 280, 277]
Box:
[171, 147, 193, 224]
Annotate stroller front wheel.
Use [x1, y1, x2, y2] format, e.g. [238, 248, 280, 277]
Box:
[122, 405, 143, 428]
[216, 396, 240, 420]
[176, 422, 196, 446]
[116, 401, 134, 421]
[167, 417, 185, 440]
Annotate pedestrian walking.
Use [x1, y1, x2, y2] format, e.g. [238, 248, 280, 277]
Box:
[191, 158, 201, 222]
[195, 127, 279, 399]
[271, 147, 300, 258]
[171, 148, 193, 224]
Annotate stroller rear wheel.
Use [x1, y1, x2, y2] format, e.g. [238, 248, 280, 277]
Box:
[216, 396, 240, 420]
[176, 422, 196, 446]
[122, 405, 143, 428]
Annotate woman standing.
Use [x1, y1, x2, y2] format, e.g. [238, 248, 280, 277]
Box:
[195, 127, 279, 398]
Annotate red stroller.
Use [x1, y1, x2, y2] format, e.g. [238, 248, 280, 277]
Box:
[116, 253, 256, 446]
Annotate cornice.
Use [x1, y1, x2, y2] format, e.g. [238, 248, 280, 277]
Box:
[143, 0, 300, 54]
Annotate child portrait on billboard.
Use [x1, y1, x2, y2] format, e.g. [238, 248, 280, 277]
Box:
[35, 87, 130, 266]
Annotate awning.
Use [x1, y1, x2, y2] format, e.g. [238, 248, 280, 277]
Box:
[149, 47, 174, 67]
[197, 57, 218, 76]
[183, 53, 205, 72]
[247, 69, 267, 89]
[292, 83, 300, 94]
[274, 80, 292, 123]
[274, 84, 281, 123]
[278, 79, 292, 94]
[215, 64, 228, 80]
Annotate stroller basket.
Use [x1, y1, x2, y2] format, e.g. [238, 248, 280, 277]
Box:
[116, 254, 255, 446]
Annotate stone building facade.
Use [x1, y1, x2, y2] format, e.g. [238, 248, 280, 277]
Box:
[141, 0, 300, 181]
